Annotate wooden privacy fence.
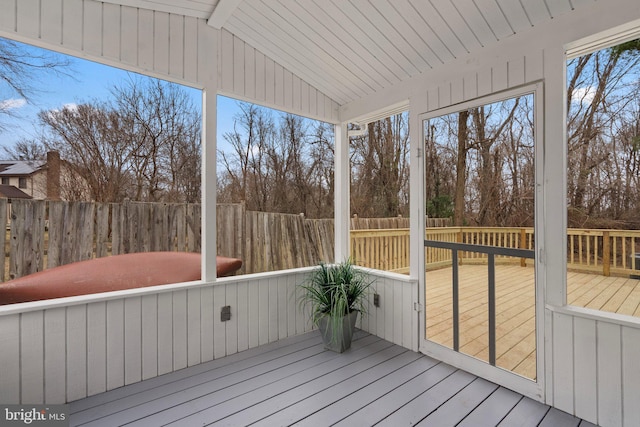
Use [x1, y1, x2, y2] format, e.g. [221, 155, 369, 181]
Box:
[3, 197, 637, 281]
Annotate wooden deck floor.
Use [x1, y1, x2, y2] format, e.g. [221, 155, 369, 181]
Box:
[425, 265, 640, 380]
[69, 331, 595, 427]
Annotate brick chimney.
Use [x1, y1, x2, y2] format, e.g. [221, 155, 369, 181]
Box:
[46, 150, 61, 201]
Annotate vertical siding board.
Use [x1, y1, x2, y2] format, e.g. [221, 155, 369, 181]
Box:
[508, 56, 526, 87]
[258, 278, 270, 345]
[157, 292, 173, 375]
[552, 312, 574, 414]
[597, 322, 622, 427]
[277, 277, 288, 340]
[21, 311, 44, 404]
[120, 6, 138, 65]
[102, 3, 121, 60]
[439, 84, 452, 108]
[169, 14, 185, 78]
[213, 285, 227, 358]
[573, 317, 598, 423]
[244, 44, 256, 100]
[385, 279, 395, 341]
[284, 69, 293, 109]
[83, 0, 103, 56]
[87, 302, 106, 396]
[308, 87, 317, 117]
[106, 300, 124, 391]
[141, 294, 158, 380]
[153, 11, 170, 74]
[187, 288, 202, 366]
[451, 78, 464, 105]
[137, 8, 154, 70]
[286, 274, 297, 338]
[62, 0, 83, 50]
[393, 278, 403, 345]
[44, 308, 66, 403]
[197, 18, 216, 88]
[622, 326, 640, 427]
[301, 81, 310, 115]
[0, 0, 16, 31]
[492, 61, 509, 92]
[237, 280, 249, 352]
[233, 33, 245, 95]
[248, 281, 260, 348]
[275, 64, 285, 107]
[477, 66, 493, 96]
[427, 86, 439, 111]
[225, 284, 238, 356]
[264, 57, 276, 105]
[183, 16, 198, 83]
[220, 29, 234, 93]
[41, 0, 63, 44]
[200, 287, 214, 362]
[377, 281, 386, 340]
[269, 277, 279, 342]
[16, 0, 39, 38]
[0, 314, 20, 404]
[463, 72, 478, 101]
[124, 297, 142, 386]
[293, 75, 302, 111]
[254, 50, 266, 102]
[172, 290, 188, 370]
[402, 281, 414, 350]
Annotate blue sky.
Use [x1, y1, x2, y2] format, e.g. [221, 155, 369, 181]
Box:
[0, 38, 238, 155]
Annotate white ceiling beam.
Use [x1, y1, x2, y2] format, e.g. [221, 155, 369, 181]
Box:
[207, 0, 243, 29]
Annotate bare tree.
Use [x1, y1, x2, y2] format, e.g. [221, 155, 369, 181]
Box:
[39, 77, 201, 203]
[0, 38, 72, 131]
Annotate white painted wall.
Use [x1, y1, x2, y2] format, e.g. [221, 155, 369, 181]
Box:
[0, 268, 412, 404]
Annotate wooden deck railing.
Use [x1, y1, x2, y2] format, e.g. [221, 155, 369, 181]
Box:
[351, 226, 640, 277]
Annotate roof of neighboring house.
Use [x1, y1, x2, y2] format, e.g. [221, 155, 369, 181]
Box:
[0, 160, 45, 176]
[0, 185, 33, 199]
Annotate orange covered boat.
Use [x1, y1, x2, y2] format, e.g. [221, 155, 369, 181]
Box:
[0, 252, 242, 305]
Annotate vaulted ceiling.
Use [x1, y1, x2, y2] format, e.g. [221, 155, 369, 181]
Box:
[101, 0, 589, 106]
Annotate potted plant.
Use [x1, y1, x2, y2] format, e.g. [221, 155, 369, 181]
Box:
[299, 259, 373, 352]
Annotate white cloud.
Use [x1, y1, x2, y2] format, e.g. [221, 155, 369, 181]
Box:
[571, 86, 596, 104]
[62, 103, 78, 111]
[0, 98, 27, 111]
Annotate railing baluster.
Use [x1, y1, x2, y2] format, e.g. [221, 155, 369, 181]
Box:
[488, 253, 496, 366]
[453, 249, 459, 352]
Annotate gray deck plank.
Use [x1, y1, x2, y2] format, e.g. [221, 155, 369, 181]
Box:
[70, 331, 321, 413]
[295, 356, 441, 427]
[250, 350, 425, 426]
[415, 378, 499, 426]
[68, 331, 593, 427]
[457, 386, 523, 427]
[204, 341, 404, 427]
[77, 335, 385, 426]
[497, 395, 550, 426]
[539, 407, 582, 427]
[347, 368, 474, 426]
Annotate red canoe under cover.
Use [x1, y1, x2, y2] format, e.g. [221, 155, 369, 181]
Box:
[0, 252, 242, 305]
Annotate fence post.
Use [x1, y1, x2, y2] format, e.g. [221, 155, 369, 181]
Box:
[602, 231, 610, 277]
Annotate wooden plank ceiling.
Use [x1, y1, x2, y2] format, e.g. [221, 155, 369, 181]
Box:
[99, 0, 589, 106]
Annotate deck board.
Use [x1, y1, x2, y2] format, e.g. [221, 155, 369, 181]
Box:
[425, 265, 640, 380]
[69, 331, 591, 427]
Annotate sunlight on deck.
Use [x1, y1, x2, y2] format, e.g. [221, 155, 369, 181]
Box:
[425, 265, 640, 381]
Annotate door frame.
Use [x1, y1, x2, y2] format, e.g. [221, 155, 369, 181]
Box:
[417, 82, 545, 402]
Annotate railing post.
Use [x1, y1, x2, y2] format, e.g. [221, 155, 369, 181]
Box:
[603, 231, 610, 277]
[520, 228, 527, 267]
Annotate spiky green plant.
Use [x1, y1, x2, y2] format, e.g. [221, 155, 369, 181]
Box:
[299, 259, 373, 345]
